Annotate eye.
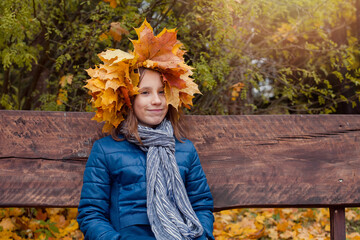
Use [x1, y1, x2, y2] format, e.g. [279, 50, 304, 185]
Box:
[159, 90, 165, 94]
[140, 91, 149, 95]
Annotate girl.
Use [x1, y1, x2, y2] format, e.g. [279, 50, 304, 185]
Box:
[77, 20, 214, 240]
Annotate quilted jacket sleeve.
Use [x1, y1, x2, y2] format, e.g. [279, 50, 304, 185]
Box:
[77, 141, 120, 240]
[186, 143, 215, 240]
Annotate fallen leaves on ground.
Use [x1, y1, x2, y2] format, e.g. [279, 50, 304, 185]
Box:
[214, 208, 360, 240]
[0, 208, 83, 240]
[1, 207, 360, 239]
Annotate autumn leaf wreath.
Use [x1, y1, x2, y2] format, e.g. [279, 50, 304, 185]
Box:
[84, 19, 200, 132]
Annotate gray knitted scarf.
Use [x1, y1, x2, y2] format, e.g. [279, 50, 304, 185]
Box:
[125, 119, 204, 240]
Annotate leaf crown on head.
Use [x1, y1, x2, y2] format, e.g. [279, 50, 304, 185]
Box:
[84, 19, 200, 132]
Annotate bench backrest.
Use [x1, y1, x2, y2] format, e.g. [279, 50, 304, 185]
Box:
[1, 110, 360, 210]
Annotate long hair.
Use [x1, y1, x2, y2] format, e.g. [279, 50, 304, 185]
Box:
[111, 68, 188, 143]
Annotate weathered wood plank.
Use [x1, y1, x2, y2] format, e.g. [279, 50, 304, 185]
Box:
[191, 115, 360, 210]
[0, 110, 105, 160]
[1, 110, 360, 210]
[0, 158, 83, 207]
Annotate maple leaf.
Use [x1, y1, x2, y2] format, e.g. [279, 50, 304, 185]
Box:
[59, 74, 73, 87]
[179, 73, 201, 95]
[162, 72, 187, 89]
[179, 93, 193, 109]
[120, 87, 131, 107]
[84, 20, 200, 131]
[132, 20, 178, 63]
[108, 22, 129, 42]
[131, 19, 197, 105]
[84, 78, 105, 93]
[98, 49, 134, 66]
[36, 209, 47, 221]
[165, 82, 180, 109]
[101, 88, 118, 106]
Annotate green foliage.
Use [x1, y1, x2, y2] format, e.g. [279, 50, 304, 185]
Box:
[0, 0, 359, 114]
[0, 0, 144, 111]
[35, 220, 59, 238]
[178, 0, 360, 114]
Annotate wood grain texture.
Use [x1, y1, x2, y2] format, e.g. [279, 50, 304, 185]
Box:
[330, 207, 346, 240]
[1, 111, 360, 210]
[187, 115, 360, 210]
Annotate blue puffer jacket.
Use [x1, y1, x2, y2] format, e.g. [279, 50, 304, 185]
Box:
[77, 135, 215, 240]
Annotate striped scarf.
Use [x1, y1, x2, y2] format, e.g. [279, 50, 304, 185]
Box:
[125, 119, 204, 240]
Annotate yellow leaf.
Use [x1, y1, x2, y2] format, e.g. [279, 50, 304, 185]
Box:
[165, 82, 180, 109]
[59, 74, 73, 87]
[267, 227, 279, 239]
[99, 32, 109, 41]
[0, 231, 14, 240]
[347, 232, 360, 240]
[101, 88, 118, 106]
[0, 218, 15, 231]
[280, 230, 294, 239]
[46, 208, 63, 216]
[325, 224, 330, 231]
[276, 220, 288, 232]
[5, 208, 24, 217]
[255, 214, 265, 224]
[67, 208, 78, 220]
[225, 222, 244, 237]
[57, 89, 68, 105]
[105, 78, 126, 91]
[98, 49, 134, 66]
[248, 225, 265, 239]
[50, 214, 68, 229]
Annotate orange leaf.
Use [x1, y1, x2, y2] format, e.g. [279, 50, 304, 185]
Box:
[276, 220, 289, 232]
[165, 81, 180, 109]
[99, 32, 109, 41]
[179, 92, 193, 109]
[120, 87, 131, 107]
[36, 209, 47, 221]
[109, 22, 129, 42]
[103, 0, 117, 8]
[132, 19, 184, 70]
[162, 72, 187, 89]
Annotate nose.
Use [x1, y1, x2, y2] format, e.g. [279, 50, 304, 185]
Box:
[151, 93, 162, 105]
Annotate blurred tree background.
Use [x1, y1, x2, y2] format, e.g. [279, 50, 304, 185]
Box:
[1, 0, 359, 115]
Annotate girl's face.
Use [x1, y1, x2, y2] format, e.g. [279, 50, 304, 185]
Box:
[133, 69, 168, 128]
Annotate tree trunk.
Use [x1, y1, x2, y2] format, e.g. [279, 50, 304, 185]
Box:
[2, 69, 10, 96]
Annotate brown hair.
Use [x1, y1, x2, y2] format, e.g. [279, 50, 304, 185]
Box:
[111, 68, 188, 143]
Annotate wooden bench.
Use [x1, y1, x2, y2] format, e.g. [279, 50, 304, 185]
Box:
[1, 110, 360, 240]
